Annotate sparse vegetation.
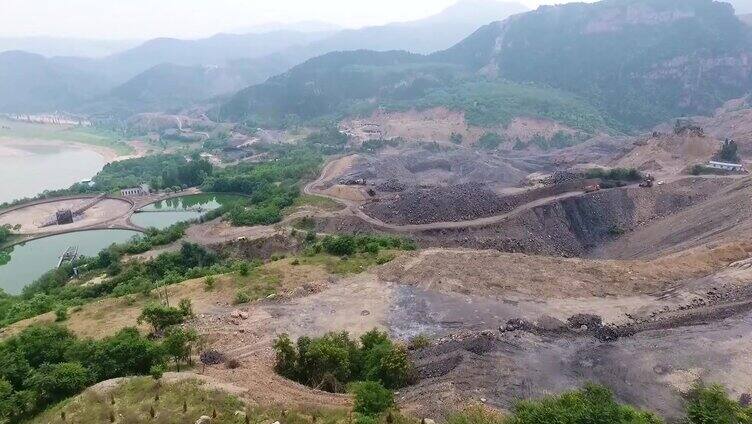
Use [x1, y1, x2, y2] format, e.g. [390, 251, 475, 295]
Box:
[233, 266, 279, 304]
[407, 334, 432, 350]
[691, 164, 730, 176]
[585, 167, 643, 182]
[714, 139, 741, 164]
[477, 132, 503, 150]
[0, 243, 230, 329]
[27, 378, 248, 424]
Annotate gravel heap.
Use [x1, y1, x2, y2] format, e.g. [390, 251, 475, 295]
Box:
[364, 182, 523, 225]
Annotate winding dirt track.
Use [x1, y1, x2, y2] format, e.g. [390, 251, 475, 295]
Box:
[305, 156, 604, 233]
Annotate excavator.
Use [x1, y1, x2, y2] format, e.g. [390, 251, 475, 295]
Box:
[639, 174, 655, 188]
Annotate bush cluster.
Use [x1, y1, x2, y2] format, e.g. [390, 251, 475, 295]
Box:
[202, 146, 323, 228]
[307, 234, 417, 257]
[585, 167, 643, 182]
[0, 325, 166, 423]
[273, 329, 412, 393]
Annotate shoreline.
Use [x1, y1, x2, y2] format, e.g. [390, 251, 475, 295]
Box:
[0, 136, 138, 164]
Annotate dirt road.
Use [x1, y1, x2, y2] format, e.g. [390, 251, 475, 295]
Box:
[305, 157, 618, 233]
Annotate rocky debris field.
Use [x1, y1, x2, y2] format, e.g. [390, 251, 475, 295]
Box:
[364, 178, 593, 225]
[365, 182, 520, 225]
[342, 146, 536, 192]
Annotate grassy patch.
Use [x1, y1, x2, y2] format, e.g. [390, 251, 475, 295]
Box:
[298, 252, 397, 275]
[29, 377, 243, 424]
[0, 118, 134, 156]
[30, 377, 351, 424]
[233, 267, 281, 304]
[288, 194, 344, 213]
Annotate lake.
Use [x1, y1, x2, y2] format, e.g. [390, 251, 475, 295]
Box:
[0, 230, 140, 295]
[131, 193, 246, 230]
[0, 140, 107, 204]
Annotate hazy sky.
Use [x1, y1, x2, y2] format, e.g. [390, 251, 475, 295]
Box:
[0, 0, 585, 40]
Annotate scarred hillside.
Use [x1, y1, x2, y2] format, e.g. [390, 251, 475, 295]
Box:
[223, 0, 752, 131]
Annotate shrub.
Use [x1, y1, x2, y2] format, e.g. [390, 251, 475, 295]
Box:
[322, 235, 357, 256]
[506, 383, 662, 424]
[450, 132, 464, 145]
[54, 307, 68, 322]
[137, 303, 190, 333]
[27, 362, 91, 403]
[715, 139, 740, 163]
[351, 381, 394, 417]
[477, 133, 503, 150]
[685, 384, 752, 424]
[273, 334, 298, 379]
[408, 334, 432, 350]
[204, 275, 216, 291]
[149, 364, 166, 380]
[447, 405, 505, 424]
[585, 167, 643, 182]
[163, 327, 199, 371]
[234, 291, 252, 305]
[272, 329, 412, 393]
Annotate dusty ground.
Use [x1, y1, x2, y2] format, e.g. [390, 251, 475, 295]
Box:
[340, 108, 583, 147]
[0, 197, 132, 234]
[610, 132, 720, 177]
[5, 239, 752, 418]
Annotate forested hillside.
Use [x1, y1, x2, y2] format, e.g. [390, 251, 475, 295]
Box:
[223, 0, 752, 131]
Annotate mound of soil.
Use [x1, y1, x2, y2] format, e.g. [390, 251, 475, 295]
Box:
[364, 180, 594, 225]
[365, 182, 519, 225]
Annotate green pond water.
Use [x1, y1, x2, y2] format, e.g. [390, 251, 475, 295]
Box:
[131, 193, 246, 230]
[0, 141, 106, 204]
[0, 230, 140, 295]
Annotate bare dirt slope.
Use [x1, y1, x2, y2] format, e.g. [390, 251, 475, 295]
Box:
[376, 245, 751, 299]
[657, 97, 752, 157]
[340, 108, 582, 146]
[595, 176, 752, 259]
[610, 132, 719, 176]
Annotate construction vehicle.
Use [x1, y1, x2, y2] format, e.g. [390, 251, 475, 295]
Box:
[639, 174, 656, 188]
[584, 184, 601, 193]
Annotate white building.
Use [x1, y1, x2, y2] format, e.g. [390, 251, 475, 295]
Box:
[120, 183, 151, 197]
[706, 161, 745, 172]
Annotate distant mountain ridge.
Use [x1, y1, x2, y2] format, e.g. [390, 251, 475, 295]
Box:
[0, 0, 528, 115]
[224, 0, 752, 131]
[440, 0, 752, 127]
[0, 37, 139, 58]
[0, 51, 107, 112]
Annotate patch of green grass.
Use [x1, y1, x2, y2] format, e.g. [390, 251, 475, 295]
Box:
[29, 377, 244, 424]
[298, 252, 397, 275]
[30, 376, 352, 424]
[286, 194, 344, 214]
[233, 268, 281, 304]
[0, 118, 133, 155]
[292, 217, 317, 231]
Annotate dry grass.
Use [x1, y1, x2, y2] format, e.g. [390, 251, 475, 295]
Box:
[30, 376, 354, 424]
[2, 260, 334, 340]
